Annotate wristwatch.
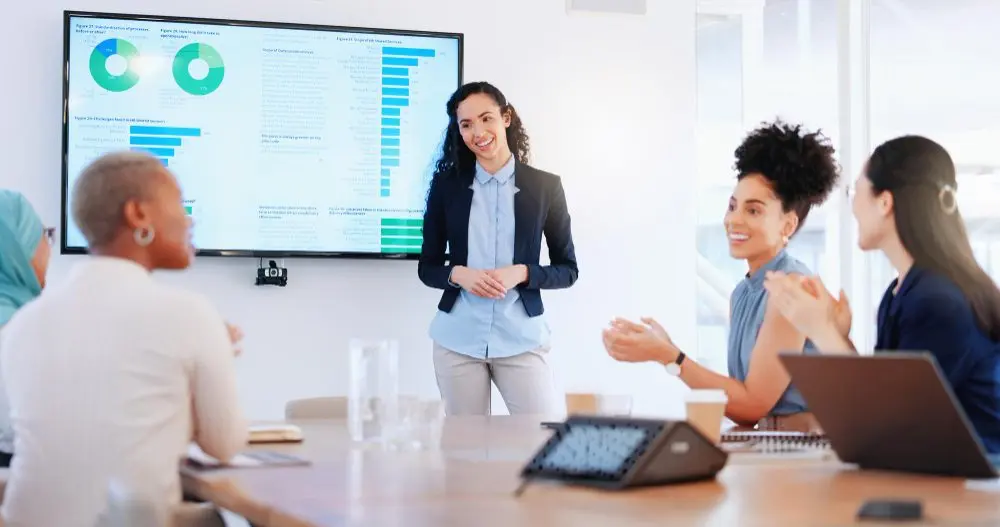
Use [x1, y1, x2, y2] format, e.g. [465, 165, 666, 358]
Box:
[664, 351, 686, 376]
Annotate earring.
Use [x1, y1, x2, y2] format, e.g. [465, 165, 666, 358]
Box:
[133, 226, 156, 247]
[782, 235, 790, 245]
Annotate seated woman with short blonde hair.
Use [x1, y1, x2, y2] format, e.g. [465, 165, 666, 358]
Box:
[0, 152, 248, 527]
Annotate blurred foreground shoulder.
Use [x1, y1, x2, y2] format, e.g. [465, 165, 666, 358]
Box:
[148, 284, 229, 338]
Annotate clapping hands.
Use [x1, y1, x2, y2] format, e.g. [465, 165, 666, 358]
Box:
[763, 271, 852, 340]
[602, 317, 679, 364]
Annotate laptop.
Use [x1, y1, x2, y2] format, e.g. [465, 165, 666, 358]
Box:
[779, 352, 1000, 479]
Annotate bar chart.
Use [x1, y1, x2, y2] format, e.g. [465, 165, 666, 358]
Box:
[65, 13, 460, 255]
[128, 125, 201, 168]
[379, 45, 436, 198]
[379, 217, 423, 254]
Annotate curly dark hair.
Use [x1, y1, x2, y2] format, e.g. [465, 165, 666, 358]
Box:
[733, 119, 840, 233]
[430, 82, 531, 182]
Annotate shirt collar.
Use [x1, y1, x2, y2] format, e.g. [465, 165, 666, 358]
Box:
[474, 155, 516, 186]
[746, 249, 790, 286]
[891, 265, 927, 298]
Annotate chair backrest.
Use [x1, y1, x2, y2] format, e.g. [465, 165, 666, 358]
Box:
[565, 393, 632, 416]
[284, 396, 348, 420]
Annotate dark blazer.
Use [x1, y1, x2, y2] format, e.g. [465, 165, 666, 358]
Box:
[876, 266, 1000, 454]
[418, 161, 578, 317]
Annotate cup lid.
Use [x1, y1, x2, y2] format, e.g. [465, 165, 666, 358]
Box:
[685, 389, 728, 403]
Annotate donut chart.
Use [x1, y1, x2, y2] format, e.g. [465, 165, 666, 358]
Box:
[172, 43, 225, 96]
[89, 38, 141, 92]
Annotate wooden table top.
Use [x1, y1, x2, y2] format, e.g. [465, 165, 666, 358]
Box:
[181, 416, 1000, 527]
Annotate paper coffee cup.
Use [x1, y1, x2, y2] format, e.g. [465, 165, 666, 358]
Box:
[685, 389, 728, 443]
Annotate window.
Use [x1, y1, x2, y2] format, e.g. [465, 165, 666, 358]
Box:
[866, 0, 1000, 314]
[697, 0, 1000, 362]
[695, 0, 842, 371]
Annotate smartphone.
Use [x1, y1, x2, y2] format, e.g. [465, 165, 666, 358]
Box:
[857, 499, 922, 521]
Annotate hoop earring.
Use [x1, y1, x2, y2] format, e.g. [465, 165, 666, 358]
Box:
[133, 226, 155, 247]
[939, 184, 958, 215]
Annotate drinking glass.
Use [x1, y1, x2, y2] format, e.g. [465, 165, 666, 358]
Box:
[348, 339, 399, 444]
[389, 396, 446, 451]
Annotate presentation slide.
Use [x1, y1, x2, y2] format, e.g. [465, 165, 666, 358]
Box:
[64, 14, 461, 256]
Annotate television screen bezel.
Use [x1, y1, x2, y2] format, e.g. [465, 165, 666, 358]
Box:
[61, 10, 463, 260]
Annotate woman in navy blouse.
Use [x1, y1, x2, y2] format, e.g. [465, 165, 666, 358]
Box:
[765, 135, 1000, 453]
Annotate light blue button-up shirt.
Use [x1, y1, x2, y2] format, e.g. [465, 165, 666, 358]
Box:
[428, 156, 550, 359]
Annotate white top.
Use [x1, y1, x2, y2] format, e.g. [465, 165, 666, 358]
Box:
[0, 256, 247, 527]
[0, 335, 14, 454]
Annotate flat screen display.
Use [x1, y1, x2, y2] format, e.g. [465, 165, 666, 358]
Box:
[62, 11, 462, 258]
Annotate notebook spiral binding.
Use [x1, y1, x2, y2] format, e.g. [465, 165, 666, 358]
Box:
[721, 431, 830, 454]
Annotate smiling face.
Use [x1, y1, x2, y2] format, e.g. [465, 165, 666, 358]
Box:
[147, 172, 194, 269]
[122, 169, 194, 270]
[724, 173, 799, 265]
[851, 165, 895, 251]
[455, 92, 512, 167]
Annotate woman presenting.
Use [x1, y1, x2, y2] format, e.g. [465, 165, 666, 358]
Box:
[418, 81, 579, 416]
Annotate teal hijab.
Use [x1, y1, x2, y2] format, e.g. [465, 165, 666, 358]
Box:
[0, 190, 43, 325]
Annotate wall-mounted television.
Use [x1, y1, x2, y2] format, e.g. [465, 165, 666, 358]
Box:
[61, 11, 462, 258]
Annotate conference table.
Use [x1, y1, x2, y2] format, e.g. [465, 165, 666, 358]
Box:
[181, 416, 1000, 526]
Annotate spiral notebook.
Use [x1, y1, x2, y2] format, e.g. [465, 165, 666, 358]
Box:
[721, 430, 831, 455]
[722, 430, 828, 443]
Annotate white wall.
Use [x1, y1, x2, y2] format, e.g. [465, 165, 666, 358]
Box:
[0, 0, 698, 419]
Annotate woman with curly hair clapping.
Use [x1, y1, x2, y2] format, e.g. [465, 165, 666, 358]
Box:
[603, 120, 840, 429]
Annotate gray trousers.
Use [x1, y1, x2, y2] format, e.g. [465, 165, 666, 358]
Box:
[432, 342, 559, 416]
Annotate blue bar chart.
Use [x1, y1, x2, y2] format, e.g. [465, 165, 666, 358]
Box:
[128, 125, 201, 167]
[378, 45, 436, 198]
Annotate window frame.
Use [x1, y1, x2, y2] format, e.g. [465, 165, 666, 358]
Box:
[694, 0, 876, 355]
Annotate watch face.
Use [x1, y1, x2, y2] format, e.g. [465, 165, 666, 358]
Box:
[665, 362, 680, 376]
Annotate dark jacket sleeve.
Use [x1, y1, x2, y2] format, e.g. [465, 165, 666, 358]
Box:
[525, 176, 579, 290]
[417, 178, 453, 290]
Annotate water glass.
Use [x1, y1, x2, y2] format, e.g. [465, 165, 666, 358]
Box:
[389, 396, 446, 451]
[348, 338, 400, 444]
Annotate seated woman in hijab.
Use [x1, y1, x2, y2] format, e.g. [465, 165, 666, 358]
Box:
[0, 152, 248, 527]
[0, 189, 52, 468]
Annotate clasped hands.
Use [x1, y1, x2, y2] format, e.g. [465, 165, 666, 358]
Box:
[450, 265, 528, 299]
